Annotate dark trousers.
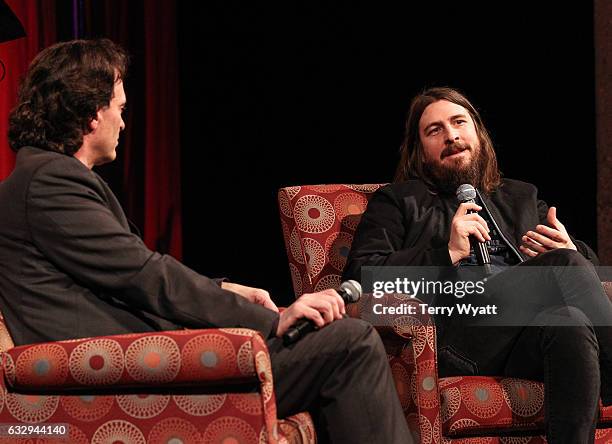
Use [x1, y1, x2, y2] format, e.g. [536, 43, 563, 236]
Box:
[438, 249, 612, 444]
[268, 318, 413, 443]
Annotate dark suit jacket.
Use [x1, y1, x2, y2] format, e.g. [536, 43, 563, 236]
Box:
[344, 179, 598, 281]
[0, 147, 278, 345]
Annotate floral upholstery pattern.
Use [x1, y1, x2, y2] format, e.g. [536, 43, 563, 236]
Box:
[0, 313, 314, 443]
[278, 184, 612, 443]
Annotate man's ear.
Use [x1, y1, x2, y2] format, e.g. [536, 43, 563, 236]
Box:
[88, 112, 100, 132]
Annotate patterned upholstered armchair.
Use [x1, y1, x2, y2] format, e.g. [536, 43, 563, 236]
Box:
[0, 313, 315, 443]
[278, 184, 612, 444]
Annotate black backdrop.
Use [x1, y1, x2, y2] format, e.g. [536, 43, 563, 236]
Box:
[177, 3, 597, 307]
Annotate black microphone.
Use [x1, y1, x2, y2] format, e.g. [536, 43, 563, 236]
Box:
[456, 184, 492, 275]
[283, 280, 362, 345]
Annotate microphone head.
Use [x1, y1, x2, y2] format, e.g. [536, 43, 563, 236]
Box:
[456, 184, 476, 203]
[339, 280, 362, 303]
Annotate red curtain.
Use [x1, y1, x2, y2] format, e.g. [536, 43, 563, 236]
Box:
[80, 1, 183, 259]
[0, 0, 56, 179]
[142, 0, 182, 259]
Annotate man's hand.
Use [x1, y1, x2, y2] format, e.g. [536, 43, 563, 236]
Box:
[276, 289, 346, 337]
[448, 202, 491, 265]
[520, 207, 577, 258]
[221, 282, 279, 312]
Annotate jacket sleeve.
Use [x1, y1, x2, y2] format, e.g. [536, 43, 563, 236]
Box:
[536, 198, 599, 265]
[343, 187, 452, 282]
[26, 158, 279, 337]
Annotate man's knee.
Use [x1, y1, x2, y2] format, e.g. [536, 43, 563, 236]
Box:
[537, 307, 599, 354]
[325, 318, 386, 357]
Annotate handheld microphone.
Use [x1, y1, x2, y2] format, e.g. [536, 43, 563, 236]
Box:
[283, 280, 362, 345]
[456, 184, 492, 275]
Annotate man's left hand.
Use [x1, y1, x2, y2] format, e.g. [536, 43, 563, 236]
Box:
[520, 207, 577, 258]
[221, 282, 279, 312]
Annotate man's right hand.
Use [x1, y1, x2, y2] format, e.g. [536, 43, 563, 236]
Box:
[276, 289, 346, 337]
[448, 202, 491, 265]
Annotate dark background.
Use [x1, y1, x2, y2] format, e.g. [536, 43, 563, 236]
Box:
[172, 3, 597, 306]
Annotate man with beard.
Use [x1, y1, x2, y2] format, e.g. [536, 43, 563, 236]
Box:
[344, 87, 612, 443]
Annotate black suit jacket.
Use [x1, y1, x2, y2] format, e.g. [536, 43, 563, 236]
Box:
[344, 179, 598, 280]
[0, 147, 278, 345]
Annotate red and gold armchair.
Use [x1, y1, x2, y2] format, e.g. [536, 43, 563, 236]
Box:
[0, 314, 315, 443]
[278, 183, 612, 443]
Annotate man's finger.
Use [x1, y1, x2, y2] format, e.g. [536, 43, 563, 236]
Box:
[458, 202, 482, 216]
[525, 231, 557, 249]
[547, 207, 564, 230]
[522, 236, 549, 253]
[519, 245, 539, 257]
[535, 224, 565, 242]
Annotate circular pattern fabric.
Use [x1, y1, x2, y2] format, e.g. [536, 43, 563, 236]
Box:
[440, 387, 461, 423]
[117, 394, 170, 419]
[15, 344, 68, 386]
[237, 340, 255, 376]
[3, 353, 15, 385]
[313, 274, 341, 293]
[69, 339, 124, 385]
[346, 184, 382, 193]
[66, 424, 89, 444]
[500, 438, 533, 444]
[278, 191, 293, 218]
[334, 193, 368, 230]
[324, 232, 353, 271]
[125, 336, 181, 383]
[202, 416, 258, 444]
[302, 238, 325, 279]
[501, 378, 544, 417]
[283, 186, 301, 199]
[439, 376, 463, 388]
[255, 351, 274, 403]
[294, 195, 336, 234]
[289, 263, 303, 297]
[5, 393, 59, 423]
[390, 362, 411, 410]
[460, 381, 504, 419]
[307, 184, 344, 193]
[410, 360, 438, 409]
[181, 334, 236, 379]
[392, 315, 423, 339]
[61, 395, 114, 422]
[173, 394, 227, 416]
[218, 328, 254, 337]
[91, 420, 146, 444]
[448, 418, 480, 433]
[289, 227, 305, 264]
[148, 417, 202, 444]
[229, 393, 262, 416]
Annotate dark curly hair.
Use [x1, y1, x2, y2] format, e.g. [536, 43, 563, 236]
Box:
[8, 39, 128, 155]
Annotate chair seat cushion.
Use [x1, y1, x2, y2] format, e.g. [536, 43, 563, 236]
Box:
[440, 376, 611, 437]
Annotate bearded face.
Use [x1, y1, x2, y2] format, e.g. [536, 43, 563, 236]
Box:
[418, 100, 484, 194]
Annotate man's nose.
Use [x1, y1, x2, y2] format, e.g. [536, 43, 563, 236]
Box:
[120, 118, 125, 131]
[444, 127, 460, 143]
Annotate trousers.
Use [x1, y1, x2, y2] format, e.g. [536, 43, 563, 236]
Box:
[438, 248, 612, 444]
[268, 318, 413, 443]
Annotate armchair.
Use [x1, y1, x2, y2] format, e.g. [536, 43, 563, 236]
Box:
[278, 183, 612, 443]
[0, 312, 315, 443]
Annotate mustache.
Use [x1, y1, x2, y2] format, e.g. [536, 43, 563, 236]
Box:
[441, 142, 471, 159]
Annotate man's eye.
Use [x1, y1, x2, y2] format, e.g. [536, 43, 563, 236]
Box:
[455, 119, 466, 125]
[428, 127, 440, 136]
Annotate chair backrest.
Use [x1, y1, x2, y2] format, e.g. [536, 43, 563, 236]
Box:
[0, 311, 15, 351]
[278, 184, 385, 298]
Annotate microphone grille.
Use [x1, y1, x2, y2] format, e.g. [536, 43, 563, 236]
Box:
[339, 280, 362, 302]
[456, 184, 476, 203]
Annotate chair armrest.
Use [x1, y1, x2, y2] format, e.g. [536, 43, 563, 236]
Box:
[2, 328, 271, 392]
[351, 293, 442, 440]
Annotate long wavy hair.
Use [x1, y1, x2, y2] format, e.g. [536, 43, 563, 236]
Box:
[394, 87, 501, 194]
[8, 39, 128, 156]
